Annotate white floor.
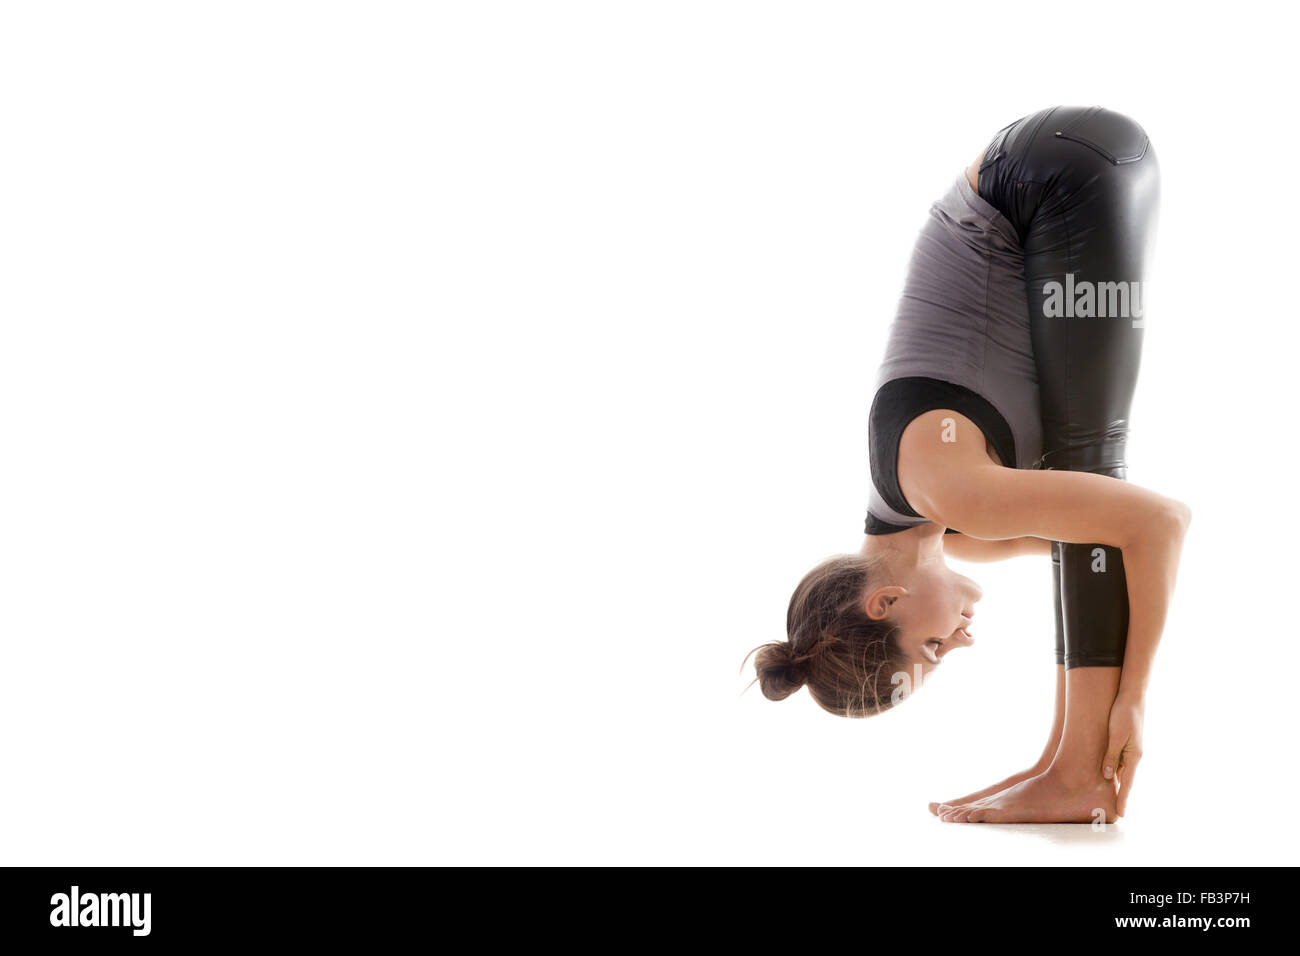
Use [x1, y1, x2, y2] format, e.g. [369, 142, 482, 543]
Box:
[431, 678, 1294, 866]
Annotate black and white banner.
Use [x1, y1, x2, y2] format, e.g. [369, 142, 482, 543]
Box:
[0, 867, 1277, 943]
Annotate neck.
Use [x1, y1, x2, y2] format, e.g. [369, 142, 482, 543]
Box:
[860, 523, 946, 566]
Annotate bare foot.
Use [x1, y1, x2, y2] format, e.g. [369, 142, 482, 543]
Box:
[935, 770, 1119, 824]
[928, 765, 1045, 816]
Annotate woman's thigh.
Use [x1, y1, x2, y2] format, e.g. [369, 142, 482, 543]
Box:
[978, 105, 1161, 474]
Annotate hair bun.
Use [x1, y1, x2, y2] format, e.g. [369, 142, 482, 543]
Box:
[754, 642, 807, 701]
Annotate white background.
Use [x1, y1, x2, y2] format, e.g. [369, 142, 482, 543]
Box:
[1, 1, 1296, 865]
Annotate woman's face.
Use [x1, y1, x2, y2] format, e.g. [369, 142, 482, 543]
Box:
[867, 557, 982, 678]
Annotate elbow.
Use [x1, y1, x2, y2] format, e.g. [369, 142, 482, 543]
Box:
[1156, 498, 1192, 542]
[1128, 498, 1191, 550]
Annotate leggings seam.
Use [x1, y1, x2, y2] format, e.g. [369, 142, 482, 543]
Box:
[1063, 204, 1075, 444]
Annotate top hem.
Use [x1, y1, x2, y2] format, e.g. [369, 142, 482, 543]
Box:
[954, 169, 1021, 249]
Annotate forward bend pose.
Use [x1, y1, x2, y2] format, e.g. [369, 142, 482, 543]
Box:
[745, 106, 1189, 823]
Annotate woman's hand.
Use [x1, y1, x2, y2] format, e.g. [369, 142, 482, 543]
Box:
[1102, 695, 1145, 817]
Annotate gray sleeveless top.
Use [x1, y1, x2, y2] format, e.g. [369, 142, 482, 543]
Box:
[865, 171, 1042, 535]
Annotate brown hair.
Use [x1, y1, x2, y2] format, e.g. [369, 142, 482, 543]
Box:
[742, 553, 907, 718]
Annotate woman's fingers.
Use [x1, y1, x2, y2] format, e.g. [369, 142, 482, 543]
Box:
[1102, 735, 1123, 780]
[1115, 751, 1141, 817]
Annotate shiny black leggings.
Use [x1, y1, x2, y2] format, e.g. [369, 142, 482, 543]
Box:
[977, 106, 1161, 668]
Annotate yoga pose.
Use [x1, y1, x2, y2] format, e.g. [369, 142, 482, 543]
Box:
[745, 106, 1190, 823]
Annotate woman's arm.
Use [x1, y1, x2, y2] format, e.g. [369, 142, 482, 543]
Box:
[898, 410, 1191, 694]
[898, 411, 1187, 547]
[942, 533, 1051, 562]
[1110, 514, 1191, 700]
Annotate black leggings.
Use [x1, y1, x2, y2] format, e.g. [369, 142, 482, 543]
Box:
[976, 106, 1161, 668]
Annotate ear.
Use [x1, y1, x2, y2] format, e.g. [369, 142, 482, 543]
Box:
[863, 585, 908, 621]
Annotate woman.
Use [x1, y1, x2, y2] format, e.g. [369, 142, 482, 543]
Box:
[745, 106, 1190, 823]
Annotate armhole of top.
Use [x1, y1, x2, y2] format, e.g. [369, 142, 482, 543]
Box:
[869, 377, 1016, 520]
